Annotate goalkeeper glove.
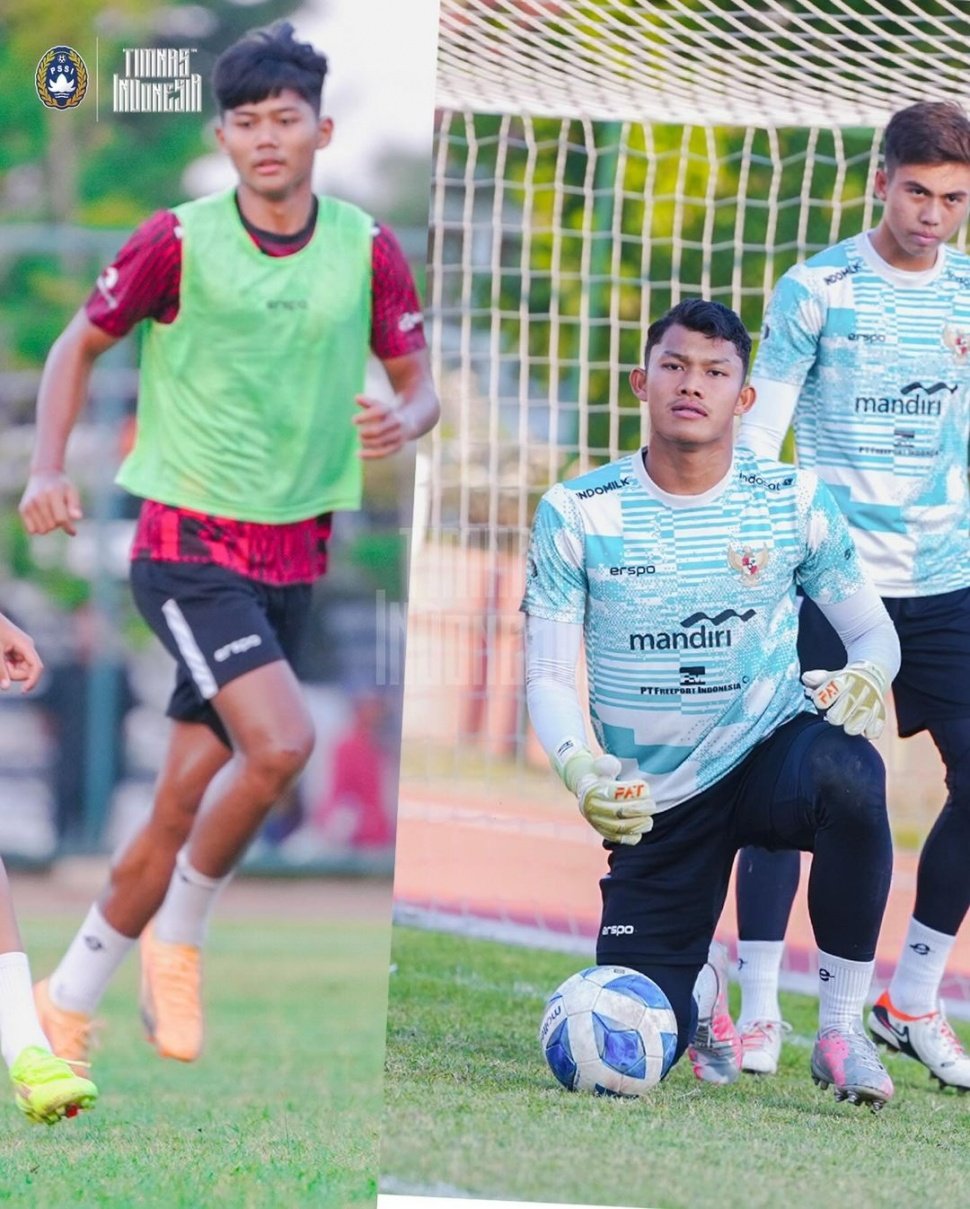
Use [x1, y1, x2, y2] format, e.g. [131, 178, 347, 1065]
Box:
[553, 740, 655, 845]
[801, 659, 890, 740]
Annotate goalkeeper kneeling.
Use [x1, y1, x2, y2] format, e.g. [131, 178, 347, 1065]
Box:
[522, 298, 899, 1110]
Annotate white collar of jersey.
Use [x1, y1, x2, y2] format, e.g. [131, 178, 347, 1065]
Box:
[858, 230, 945, 289]
[632, 449, 735, 509]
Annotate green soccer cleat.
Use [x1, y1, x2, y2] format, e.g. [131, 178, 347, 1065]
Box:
[10, 1045, 98, 1125]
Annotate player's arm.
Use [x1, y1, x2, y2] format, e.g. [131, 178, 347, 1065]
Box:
[797, 474, 900, 739]
[0, 611, 43, 693]
[522, 491, 655, 844]
[19, 311, 120, 536]
[525, 615, 656, 845]
[739, 270, 826, 459]
[20, 210, 179, 537]
[355, 347, 440, 460]
[355, 222, 440, 459]
[740, 378, 800, 459]
[801, 585, 900, 739]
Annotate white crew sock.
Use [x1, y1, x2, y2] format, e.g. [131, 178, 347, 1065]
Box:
[736, 940, 784, 1028]
[817, 949, 874, 1031]
[154, 849, 231, 948]
[0, 952, 52, 1068]
[49, 904, 136, 1016]
[887, 917, 956, 1017]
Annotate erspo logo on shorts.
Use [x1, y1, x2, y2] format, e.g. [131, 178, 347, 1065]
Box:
[601, 924, 635, 936]
[214, 634, 262, 663]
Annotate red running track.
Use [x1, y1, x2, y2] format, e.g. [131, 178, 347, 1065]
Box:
[394, 784, 970, 1005]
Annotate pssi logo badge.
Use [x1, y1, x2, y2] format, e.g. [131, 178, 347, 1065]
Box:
[36, 46, 88, 110]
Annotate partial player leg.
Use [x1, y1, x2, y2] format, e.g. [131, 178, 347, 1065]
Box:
[38, 720, 230, 1071]
[0, 862, 97, 1122]
[141, 660, 314, 1061]
[597, 778, 740, 1082]
[182, 660, 314, 878]
[733, 595, 849, 1075]
[735, 846, 799, 1074]
[869, 716, 970, 1090]
[738, 715, 894, 1109]
[801, 732, 893, 1108]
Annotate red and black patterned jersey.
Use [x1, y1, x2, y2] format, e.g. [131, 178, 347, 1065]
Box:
[88, 197, 426, 585]
[130, 502, 333, 586]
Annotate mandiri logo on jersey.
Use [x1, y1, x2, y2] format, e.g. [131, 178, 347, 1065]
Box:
[35, 46, 88, 109]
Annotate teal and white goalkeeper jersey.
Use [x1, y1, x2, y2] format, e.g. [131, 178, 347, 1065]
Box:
[521, 450, 866, 812]
[753, 232, 970, 597]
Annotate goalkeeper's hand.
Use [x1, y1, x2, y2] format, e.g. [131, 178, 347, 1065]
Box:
[553, 742, 655, 845]
[801, 659, 890, 740]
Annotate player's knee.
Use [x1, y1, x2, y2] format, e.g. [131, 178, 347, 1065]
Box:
[809, 729, 887, 832]
[247, 722, 315, 791]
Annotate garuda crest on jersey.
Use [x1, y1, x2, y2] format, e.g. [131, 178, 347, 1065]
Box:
[942, 324, 970, 362]
[727, 543, 770, 582]
[36, 46, 88, 110]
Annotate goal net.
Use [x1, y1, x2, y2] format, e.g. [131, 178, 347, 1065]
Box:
[397, 0, 970, 1009]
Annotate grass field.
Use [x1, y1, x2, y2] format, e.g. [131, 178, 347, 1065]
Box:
[381, 927, 970, 1209]
[0, 912, 391, 1207]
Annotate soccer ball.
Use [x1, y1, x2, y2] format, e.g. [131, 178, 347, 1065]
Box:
[539, 965, 678, 1097]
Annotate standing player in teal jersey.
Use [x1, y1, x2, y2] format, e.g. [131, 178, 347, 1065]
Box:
[524, 298, 901, 1108]
[18, 22, 439, 1077]
[734, 100, 970, 1088]
[0, 612, 97, 1122]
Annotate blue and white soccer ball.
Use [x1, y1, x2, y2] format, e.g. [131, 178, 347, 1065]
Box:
[539, 965, 678, 1097]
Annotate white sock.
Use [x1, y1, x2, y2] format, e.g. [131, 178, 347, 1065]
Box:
[887, 917, 956, 1017]
[736, 940, 784, 1028]
[50, 904, 136, 1015]
[817, 949, 874, 1031]
[154, 849, 231, 948]
[0, 952, 51, 1068]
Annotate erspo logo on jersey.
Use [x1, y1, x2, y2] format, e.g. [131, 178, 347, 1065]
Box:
[36, 46, 88, 109]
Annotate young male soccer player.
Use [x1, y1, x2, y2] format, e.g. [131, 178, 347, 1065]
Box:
[734, 101, 970, 1087]
[18, 22, 439, 1075]
[0, 612, 97, 1122]
[523, 299, 901, 1108]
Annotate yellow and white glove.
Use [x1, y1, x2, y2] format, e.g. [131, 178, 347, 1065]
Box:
[801, 659, 889, 740]
[553, 740, 655, 845]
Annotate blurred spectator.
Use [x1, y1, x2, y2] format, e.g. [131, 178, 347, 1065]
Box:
[312, 692, 395, 849]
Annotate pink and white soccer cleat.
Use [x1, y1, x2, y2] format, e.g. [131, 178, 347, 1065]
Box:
[811, 1021, 894, 1110]
[688, 942, 742, 1085]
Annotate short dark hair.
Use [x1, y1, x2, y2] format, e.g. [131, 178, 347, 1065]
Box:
[643, 299, 751, 377]
[212, 21, 328, 115]
[883, 101, 970, 173]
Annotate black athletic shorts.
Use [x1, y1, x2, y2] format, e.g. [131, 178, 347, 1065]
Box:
[798, 587, 970, 737]
[130, 560, 313, 747]
[596, 713, 876, 969]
